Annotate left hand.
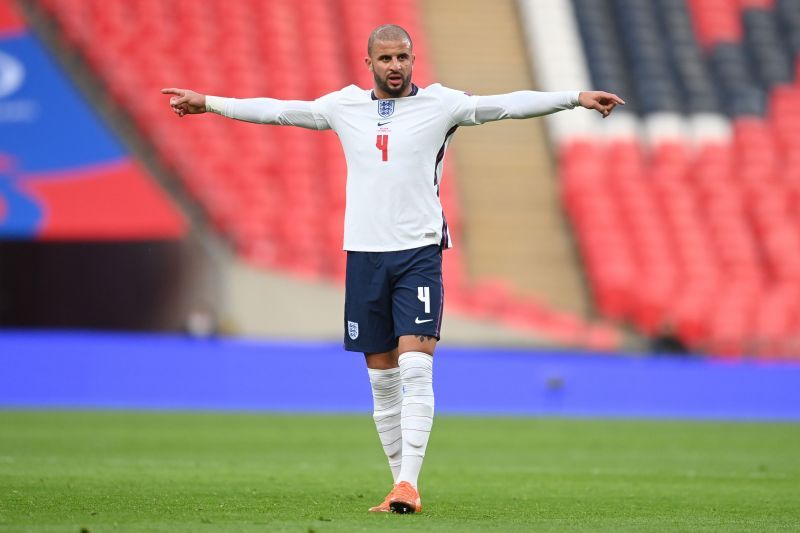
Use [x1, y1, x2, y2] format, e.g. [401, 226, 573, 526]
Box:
[161, 88, 207, 117]
[578, 91, 626, 118]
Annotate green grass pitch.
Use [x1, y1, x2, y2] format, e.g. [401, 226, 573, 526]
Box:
[1, 412, 798, 532]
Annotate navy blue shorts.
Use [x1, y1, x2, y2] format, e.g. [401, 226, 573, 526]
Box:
[344, 244, 443, 353]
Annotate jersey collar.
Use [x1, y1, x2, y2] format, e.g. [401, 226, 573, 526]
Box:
[371, 84, 419, 100]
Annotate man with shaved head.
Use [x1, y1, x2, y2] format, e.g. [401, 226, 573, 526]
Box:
[163, 24, 623, 515]
[368, 24, 412, 54]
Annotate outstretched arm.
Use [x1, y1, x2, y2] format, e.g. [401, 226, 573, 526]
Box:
[472, 89, 624, 124]
[160, 88, 332, 130]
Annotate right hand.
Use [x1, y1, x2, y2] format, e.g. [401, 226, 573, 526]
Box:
[161, 88, 206, 117]
[578, 90, 625, 118]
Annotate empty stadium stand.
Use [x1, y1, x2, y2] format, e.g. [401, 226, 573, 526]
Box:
[553, 0, 800, 357]
[30, 0, 620, 349]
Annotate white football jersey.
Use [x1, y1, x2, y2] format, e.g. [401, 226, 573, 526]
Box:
[310, 83, 478, 251]
[206, 84, 579, 252]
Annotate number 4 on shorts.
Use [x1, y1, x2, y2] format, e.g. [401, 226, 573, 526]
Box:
[417, 286, 431, 314]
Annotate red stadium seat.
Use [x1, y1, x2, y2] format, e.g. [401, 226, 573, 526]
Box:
[687, 0, 743, 47]
[35, 0, 618, 347]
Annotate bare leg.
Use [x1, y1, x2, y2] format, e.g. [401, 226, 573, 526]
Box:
[365, 348, 400, 369]
[398, 334, 437, 356]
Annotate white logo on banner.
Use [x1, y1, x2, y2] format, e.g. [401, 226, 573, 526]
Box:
[0, 51, 24, 99]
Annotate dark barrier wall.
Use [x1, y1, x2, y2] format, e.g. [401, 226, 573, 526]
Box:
[0, 240, 194, 330]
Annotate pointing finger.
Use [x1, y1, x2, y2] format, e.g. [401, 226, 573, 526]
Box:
[601, 92, 625, 105]
[161, 88, 183, 95]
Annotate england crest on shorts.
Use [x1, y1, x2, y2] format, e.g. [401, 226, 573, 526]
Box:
[347, 320, 359, 340]
[377, 99, 395, 118]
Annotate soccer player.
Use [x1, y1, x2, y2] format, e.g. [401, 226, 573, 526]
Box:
[162, 24, 623, 514]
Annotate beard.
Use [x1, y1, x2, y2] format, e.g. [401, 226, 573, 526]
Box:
[374, 70, 411, 98]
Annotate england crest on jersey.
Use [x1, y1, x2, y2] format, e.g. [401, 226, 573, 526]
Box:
[347, 320, 359, 340]
[377, 99, 395, 118]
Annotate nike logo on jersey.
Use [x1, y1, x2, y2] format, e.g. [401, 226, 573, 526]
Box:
[415, 317, 433, 324]
[377, 121, 392, 126]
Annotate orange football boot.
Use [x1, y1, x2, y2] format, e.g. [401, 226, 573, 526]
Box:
[388, 481, 422, 514]
[368, 487, 394, 513]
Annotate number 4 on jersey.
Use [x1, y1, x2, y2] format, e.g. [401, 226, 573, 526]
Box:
[376, 134, 389, 162]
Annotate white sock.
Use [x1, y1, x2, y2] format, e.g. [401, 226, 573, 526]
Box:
[397, 351, 434, 488]
[368, 367, 403, 483]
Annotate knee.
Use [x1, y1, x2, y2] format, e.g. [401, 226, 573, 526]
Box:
[365, 349, 399, 370]
[399, 352, 433, 385]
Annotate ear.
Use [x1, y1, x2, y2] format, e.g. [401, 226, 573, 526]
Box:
[365, 56, 373, 71]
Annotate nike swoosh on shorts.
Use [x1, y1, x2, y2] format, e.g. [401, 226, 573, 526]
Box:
[415, 317, 433, 324]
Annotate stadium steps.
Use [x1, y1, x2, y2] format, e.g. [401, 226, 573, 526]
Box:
[420, 0, 590, 316]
